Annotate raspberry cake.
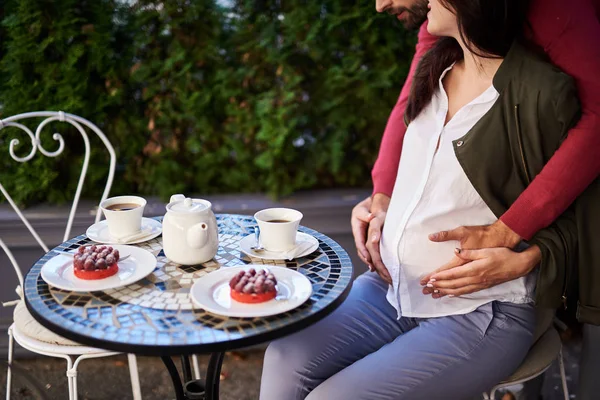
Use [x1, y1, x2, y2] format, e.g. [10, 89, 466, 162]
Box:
[73, 245, 120, 280]
[229, 268, 277, 304]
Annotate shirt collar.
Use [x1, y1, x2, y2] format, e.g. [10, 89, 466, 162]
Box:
[437, 63, 499, 106]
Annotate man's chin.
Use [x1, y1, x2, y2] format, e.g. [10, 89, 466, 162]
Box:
[399, 14, 427, 30]
[393, 1, 428, 30]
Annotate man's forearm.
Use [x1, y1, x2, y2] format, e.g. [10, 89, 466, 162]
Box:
[371, 21, 438, 197]
[500, 0, 600, 240]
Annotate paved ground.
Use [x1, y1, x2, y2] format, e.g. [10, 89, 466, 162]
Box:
[2, 351, 263, 400]
[0, 330, 583, 400]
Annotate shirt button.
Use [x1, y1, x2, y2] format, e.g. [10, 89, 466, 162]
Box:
[456, 140, 464, 147]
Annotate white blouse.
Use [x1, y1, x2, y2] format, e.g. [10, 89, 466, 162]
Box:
[380, 65, 536, 319]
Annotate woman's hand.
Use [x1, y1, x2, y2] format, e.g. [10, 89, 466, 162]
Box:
[420, 246, 541, 298]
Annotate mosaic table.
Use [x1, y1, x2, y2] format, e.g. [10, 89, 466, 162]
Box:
[24, 214, 353, 400]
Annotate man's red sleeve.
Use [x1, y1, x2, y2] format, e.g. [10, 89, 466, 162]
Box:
[500, 0, 600, 239]
[371, 22, 438, 197]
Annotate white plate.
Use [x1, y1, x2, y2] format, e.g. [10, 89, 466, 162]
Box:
[238, 232, 319, 260]
[190, 265, 313, 318]
[41, 245, 157, 292]
[86, 217, 162, 244]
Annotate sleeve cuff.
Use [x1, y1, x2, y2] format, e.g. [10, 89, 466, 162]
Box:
[500, 195, 546, 241]
[372, 177, 394, 199]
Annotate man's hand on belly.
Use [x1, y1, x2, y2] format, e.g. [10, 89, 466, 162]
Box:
[351, 196, 375, 266]
[428, 220, 522, 250]
[419, 246, 541, 298]
[351, 194, 392, 283]
[366, 211, 392, 284]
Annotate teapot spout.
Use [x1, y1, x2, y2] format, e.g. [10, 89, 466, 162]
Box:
[187, 222, 209, 250]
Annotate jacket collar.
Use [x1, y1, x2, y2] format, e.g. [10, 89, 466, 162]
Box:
[492, 41, 528, 91]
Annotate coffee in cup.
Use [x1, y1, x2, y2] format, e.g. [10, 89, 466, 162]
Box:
[105, 203, 141, 211]
[254, 208, 303, 252]
[100, 195, 146, 239]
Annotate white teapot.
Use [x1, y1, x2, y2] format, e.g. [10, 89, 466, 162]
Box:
[162, 194, 218, 265]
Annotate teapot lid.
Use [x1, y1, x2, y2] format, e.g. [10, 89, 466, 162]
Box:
[168, 197, 208, 213]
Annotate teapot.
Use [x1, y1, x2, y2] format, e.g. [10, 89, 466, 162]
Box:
[162, 194, 219, 265]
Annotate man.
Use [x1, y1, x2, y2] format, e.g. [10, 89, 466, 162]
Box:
[352, 0, 600, 398]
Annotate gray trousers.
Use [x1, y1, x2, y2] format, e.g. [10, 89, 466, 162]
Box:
[260, 272, 536, 400]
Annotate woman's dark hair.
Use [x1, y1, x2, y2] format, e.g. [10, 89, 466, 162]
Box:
[405, 0, 531, 122]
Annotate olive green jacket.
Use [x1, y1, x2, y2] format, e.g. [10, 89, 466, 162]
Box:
[450, 42, 600, 324]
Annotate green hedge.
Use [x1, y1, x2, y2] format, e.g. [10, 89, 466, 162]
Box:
[0, 0, 415, 205]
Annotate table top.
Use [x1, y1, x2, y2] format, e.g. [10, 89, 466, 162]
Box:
[24, 214, 353, 356]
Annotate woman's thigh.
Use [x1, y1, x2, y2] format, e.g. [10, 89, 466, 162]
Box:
[260, 272, 418, 400]
[307, 301, 536, 400]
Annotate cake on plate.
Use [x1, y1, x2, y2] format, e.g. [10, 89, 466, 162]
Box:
[73, 245, 120, 280]
[229, 268, 277, 303]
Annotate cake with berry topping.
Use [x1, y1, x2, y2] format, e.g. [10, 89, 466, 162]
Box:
[229, 268, 277, 304]
[73, 245, 120, 280]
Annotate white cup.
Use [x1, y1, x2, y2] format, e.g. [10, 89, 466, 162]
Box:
[100, 195, 146, 239]
[254, 208, 303, 252]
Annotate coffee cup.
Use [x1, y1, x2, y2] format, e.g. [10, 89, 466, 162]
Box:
[254, 208, 303, 252]
[100, 195, 146, 239]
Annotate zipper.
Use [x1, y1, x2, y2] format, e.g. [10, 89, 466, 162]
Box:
[557, 228, 570, 310]
[514, 105, 531, 184]
[514, 104, 569, 308]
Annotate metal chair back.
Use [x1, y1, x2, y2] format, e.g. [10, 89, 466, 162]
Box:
[0, 111, 116, 251]
[1, 111, 116, 303]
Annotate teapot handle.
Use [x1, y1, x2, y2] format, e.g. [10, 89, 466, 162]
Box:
[170, 194, 186, 203]
[187, 222, 209, 250]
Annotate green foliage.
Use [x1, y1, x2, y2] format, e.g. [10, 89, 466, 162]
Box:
[0, 0, 415, 205]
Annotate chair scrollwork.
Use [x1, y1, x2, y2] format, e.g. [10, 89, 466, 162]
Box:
[0, 111, 117, 246]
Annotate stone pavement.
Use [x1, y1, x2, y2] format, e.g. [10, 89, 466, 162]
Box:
[0, 332, 582, 400]
[2, 351, 263, 400]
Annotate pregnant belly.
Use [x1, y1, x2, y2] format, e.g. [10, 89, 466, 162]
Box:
[396, 220, 465, 281]
[402, 241, 458, 281]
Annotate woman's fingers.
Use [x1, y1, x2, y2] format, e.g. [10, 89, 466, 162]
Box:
[429, 259, 481, 281]
[428, 276, 479, 289]
[434, 284, 485, 297]
[420, 254, 467, 285]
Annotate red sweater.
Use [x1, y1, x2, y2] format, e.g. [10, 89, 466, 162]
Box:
[372, 0, 600, 240]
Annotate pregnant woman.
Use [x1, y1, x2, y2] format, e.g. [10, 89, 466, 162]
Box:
[260, 0, 588, 398]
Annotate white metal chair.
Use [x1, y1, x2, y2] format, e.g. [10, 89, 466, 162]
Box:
[1, 111, 142, 400]
[482, 309, 569, 400]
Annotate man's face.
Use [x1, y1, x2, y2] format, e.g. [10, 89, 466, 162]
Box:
[375, 0, 429, 30]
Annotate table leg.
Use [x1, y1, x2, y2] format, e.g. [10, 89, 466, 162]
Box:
[161, 356, 185, 400]
[205, 352, 225, 400]
[181, 355, 193, 383]
[162, 352, 225, 400]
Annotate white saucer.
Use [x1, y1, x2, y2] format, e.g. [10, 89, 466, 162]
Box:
[190, 265, 312, 318]
[238, 232, 319, 260]
[41, 245, 157, 292]
[86, 217, 162, 244]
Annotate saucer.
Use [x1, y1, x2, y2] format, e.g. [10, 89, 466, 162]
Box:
[42, 245, 157, 292]
[239, 232, 319, 260]
[86, 217, 162, 244]
[190, 265, 313, 317]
